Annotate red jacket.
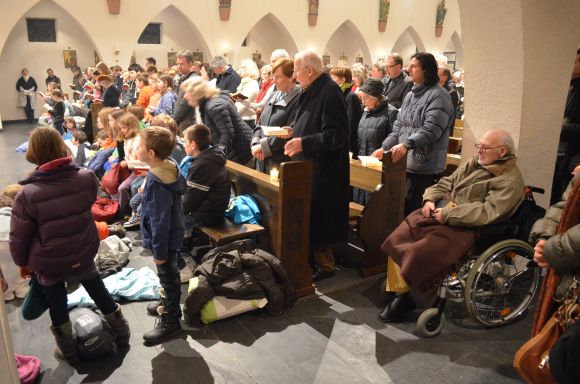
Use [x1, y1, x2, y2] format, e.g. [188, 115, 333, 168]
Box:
[10, 157, 100, 283]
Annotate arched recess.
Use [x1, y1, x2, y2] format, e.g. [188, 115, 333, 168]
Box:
[134, 5, 212, 68]
[237, 13, 299, 67]
[444, 31, 464, 69]
[323, 20, 372, 66]
[391, 26, 426, 63]
[0, 0, 100, 120]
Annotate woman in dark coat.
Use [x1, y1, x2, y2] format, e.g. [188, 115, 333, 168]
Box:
[330, 66, 363, 157]
[251, 57, 301, 173]
[15, 68, 38, 123]
[9, 127, 130, 365]
[353, 78, 392, 204]
[181, 77, 252, 165]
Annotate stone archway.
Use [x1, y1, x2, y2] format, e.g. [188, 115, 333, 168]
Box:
[323, 20, 373, 66]
[134, 5, 212, 68]
[391, 26, 427, 63]
[0, 0, 101, 120]
[237, 12, 299, 66]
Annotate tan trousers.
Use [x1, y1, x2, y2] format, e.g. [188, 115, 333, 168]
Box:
[385, 257, 410, 293]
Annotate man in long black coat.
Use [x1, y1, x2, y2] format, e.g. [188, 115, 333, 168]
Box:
[283, 50, 350, 281]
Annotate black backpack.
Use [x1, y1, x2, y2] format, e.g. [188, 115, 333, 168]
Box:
[69, 307, 115, 360]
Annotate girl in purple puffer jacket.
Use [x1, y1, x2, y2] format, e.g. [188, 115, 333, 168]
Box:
[9, 127, 130, 365]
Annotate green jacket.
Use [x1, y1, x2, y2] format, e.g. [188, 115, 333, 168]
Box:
[529, 174, 580, 299]
[423, 154, 524, 227]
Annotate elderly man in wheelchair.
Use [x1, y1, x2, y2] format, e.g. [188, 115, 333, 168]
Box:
[380, 128, 542, 336]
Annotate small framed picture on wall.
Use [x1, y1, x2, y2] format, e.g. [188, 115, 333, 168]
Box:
[252, 52, 262, 64]
[63, 50, 77, 68]
[167, 51, 177, 67]
[355, 55, 364, 64]
[322, 54, 331, 66]
[192, 51, 203, 63]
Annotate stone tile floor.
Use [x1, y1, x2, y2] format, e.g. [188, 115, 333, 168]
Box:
[0, 123, 528, 383]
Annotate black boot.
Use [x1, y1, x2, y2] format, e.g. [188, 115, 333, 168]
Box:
[143, 312, 182, 345]
[103, 304, 131, 348]
[378, 292, 416, 322]
[51, 321, 79, 364]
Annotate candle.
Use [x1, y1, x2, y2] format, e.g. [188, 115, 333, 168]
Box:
[349, 152, 353, 160]
[270, 168, 279, 182]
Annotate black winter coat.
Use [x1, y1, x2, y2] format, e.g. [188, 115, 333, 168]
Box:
[292, 73, 350, 245]
[102, 85, 120, 108]
[344, 87, 363, 157]
[183, 240, 297, 323]
[216, 66, 241, 93]
[183, 147, 231, 224]
[200, 93, 252, 164]
[252, 85, 301, 173]
[353, 100, 392, 204]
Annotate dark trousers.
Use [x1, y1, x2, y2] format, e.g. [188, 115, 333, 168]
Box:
[405, 172, 441, 216]
[156, 252, 182, 319]
[24, 96, 34, 122]
[54, 120, 64, 135]
[40, 275, 117, 327]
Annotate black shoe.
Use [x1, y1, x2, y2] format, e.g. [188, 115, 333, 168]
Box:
[143, 313, 182, 345]
[378, 292, 416, 322]
[312, 267, 335, 282]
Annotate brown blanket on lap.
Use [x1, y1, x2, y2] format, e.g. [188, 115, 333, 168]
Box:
[381, 209, 476, 289]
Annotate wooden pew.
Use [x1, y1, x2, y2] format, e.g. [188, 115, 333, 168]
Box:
[349, 153, 407, 277]
[225, 160, 315, 297]
[90, 101, 103, 144]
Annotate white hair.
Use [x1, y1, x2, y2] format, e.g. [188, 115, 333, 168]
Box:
[270, 49, 290, 63]
[295, 49, 323, 73]
[486, 129, 517, 155]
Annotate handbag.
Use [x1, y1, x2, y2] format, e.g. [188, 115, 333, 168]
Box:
[100, 163, 130, 196]
[21, 276, 49, 321]
[514, 278, 580, 384]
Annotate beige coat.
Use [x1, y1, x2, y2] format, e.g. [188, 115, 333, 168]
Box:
[423, 154, 524, 227]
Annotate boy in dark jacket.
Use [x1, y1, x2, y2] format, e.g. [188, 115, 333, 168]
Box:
[182, 124, 231, 237]
[137, 127, 187, 344]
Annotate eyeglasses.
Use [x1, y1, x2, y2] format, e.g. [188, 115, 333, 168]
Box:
[474, 144, 506, 153]
[293, 66, 311, 74]
[386, 64, 400, 69]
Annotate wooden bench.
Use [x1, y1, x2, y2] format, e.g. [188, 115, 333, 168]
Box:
[225, 160, 315, 297]
[200, 218, 266, 247]
[349, 152, 407, 277]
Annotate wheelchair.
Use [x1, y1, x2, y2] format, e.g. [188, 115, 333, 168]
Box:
[412, 186, 545, 337]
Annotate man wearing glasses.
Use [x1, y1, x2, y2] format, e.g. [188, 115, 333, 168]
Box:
[282, 50, 350, 282]
[383, 54, 413, 109]
[379, 128, 524, 322]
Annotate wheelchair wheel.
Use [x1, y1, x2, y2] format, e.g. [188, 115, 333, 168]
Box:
[464, 239, 540, 327]
[417, 308, 445, 338]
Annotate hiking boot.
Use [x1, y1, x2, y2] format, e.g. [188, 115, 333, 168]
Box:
[143, 312, 182, 345]
[123, 214, 141, 230]
[108, 223, 126, 238]
[50, 321, 79, 364]
[103, 304, 131, 348]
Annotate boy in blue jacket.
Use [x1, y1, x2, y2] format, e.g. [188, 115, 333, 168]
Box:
[137, 126, 187, 344]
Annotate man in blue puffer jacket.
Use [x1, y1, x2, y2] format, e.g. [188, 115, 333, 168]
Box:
[373, 52, 454, 215]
